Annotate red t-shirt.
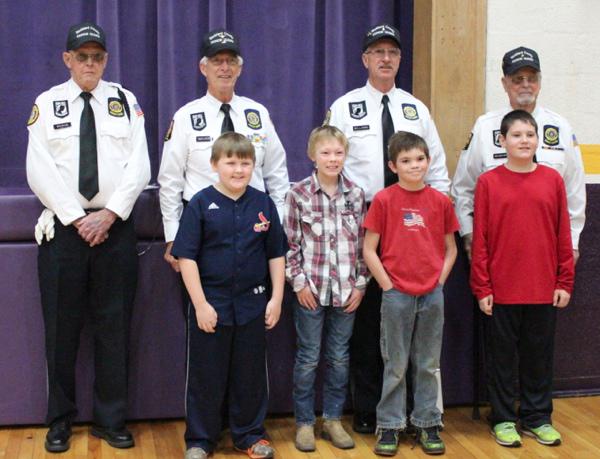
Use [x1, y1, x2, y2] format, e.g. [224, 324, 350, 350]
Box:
[470, 165, 574, 303]
[364, 184, 459, 295]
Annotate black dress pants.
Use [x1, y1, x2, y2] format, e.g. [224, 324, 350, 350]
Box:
[484, 304, 556, 428]
[39, 218, 137, 428]
[349, 278, 384, 413]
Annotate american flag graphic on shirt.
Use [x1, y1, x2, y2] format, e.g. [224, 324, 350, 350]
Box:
[403, 212, 425, 228]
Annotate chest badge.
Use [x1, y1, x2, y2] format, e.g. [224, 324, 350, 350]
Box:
[543, 125, 559, 146]
[53, 100, 69, 118]
[402, 103, 419, 120]
[190, 112, 206, 131]
[349, 101, 367, 120]
[493, 129, 501, 147]
[245, 109, 262, 130]
[253, 212, 270, 232]
[108, 97, 125, 117]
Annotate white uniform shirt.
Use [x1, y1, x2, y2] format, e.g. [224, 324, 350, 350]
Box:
[451, 106, 586, 248]
[328, 81, 450, 201]
[158, 92, 290, 242]
[26, 78, 151, 225]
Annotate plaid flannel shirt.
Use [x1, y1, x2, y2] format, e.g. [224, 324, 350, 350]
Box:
[283, 171, 369, 307]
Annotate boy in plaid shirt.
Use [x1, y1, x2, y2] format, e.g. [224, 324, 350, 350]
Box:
[284, 126, 368, 452]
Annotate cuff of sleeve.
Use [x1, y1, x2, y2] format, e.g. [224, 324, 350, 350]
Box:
[355, 275, 368, 290]
[475, 290, 493, 301]
[105, 199, 130, 221]
[457, 216, 473, 237]
[292, 275, 308, 292]
[163, 220, 180, 243]
[56, 208, 86, 226]
[555, 284, 573, 295]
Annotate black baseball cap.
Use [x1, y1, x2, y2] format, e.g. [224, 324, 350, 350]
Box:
[502, 46, 541, 75]
[363, 24, 401, 52]
[201, 29, 241, 58]
[66, 22, 106, 51]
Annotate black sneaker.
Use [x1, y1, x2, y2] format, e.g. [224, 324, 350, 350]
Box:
[374, 428, 400, 456]
[417, 427, 445, 455]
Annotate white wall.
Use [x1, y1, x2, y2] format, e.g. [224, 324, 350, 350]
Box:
[486, 0, 600, 144]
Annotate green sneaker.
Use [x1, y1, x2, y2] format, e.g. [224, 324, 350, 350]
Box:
[522, 424, 562, 446]
[417, 427, 445, 455]
[491, 422, 522, 447]
[374, 428, 400, 456]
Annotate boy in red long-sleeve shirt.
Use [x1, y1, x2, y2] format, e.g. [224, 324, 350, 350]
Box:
[470, 110, 574, 448]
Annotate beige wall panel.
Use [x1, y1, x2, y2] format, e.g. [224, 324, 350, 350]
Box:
[413, 0, 486, 177]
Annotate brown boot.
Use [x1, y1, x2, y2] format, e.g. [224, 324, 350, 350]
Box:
[295, 425, 316, 452]
[322, 420, 355, 449]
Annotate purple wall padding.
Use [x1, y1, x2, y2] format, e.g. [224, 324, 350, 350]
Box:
[2, 186, 599, 425]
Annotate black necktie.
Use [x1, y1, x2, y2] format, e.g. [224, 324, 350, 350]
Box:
[220, 103, 234, 133]
[79, 92, 99, 200]
[381, 95, 396, 187]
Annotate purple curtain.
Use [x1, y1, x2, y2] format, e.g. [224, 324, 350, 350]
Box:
[0, 0, 413, 186]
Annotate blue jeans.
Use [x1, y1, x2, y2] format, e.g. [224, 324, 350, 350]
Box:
[293, 301, 356, 425]
[376, 286, 444, 430]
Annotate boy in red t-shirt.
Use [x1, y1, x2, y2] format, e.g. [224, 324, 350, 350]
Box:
[470, 110, 574, 448]
[363, 131, 458, 456]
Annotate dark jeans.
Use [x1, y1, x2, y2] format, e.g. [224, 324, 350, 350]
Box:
[484, 304, 557, 428]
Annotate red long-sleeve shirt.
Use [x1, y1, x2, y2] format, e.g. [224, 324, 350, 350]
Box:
[470, 165, 574, 303]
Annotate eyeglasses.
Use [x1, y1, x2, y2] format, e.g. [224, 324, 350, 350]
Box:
[72, 52, 106, 64]
[510, 74, 540, 85]
[365, 48, 401, 59]
[208, 56, 240, 67]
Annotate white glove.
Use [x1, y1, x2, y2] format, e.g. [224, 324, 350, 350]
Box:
[34, 209, 56, 245]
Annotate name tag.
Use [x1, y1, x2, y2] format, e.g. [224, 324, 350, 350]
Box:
[196, 136, 211, 142]
[53, 122, 72, 130]
[493, 152, 507, 159]
[353, 125, 370, 131]
[541, 145, 565, 151]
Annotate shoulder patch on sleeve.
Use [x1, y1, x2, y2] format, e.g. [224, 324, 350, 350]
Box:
[133, 103, 144, 117]
[27, 104, 39, 126]
[164, 119, 174, 141]
[464, 132, 473, 150]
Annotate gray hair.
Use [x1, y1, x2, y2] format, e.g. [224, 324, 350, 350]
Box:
[200, 55, 244, 66]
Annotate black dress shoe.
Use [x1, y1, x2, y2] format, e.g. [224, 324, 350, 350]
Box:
[91, 425, 134, 448]
[352, 411, 376, 434]
[45, 419, 72, 453]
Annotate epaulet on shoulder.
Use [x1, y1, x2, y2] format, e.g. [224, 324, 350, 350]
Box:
[106, 81, 123, 90]
[180, 97, 205, 111]
[394, 87, 413, 99]
[237, 95, 267, 112]
[476, 108, 506, 125]
[540, 106, 568, 124]
[41, 81, 68, 98]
